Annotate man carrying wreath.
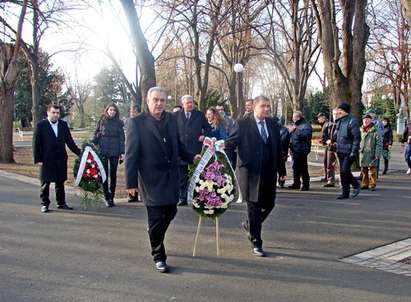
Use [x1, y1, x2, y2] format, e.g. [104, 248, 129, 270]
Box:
[125, 87, 200, 273]
[225, 95, 286, 257]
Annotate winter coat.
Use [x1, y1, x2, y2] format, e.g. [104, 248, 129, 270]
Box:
[335, 114, 361, 156]
[290, 118, 312, 155]
[279, 126, 291, 158]
[92, 117, 125, 157]
[383, 126, 393, 150]
[359, 125, 382, 167]
[33, 119, 81, 182]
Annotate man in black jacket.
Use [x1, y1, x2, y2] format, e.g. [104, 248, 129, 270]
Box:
[125, 87, 200, 273]
[335, 103, 361, 199]
[175, 95, 211, 206]
[288, 111, 312, 191]
[33, 104, 81, 213]
[318, 112, 337, 187]
[225, 95, 286, 257]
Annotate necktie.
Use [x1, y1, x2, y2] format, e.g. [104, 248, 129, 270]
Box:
[259, 120, 268, 143]
[185, 112, 190, 120]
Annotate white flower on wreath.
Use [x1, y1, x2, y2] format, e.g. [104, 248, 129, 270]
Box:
[86, 159, 92, 163]
[204, 209, 214, 215]
[86, 169, 91, 174]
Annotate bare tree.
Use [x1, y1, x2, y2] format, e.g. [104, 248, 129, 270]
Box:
[368, 0, 410, 118]
[120, 0, 156, 102]
[0, 0, 28, 163]
[254, 0, 320, 112]
[401, 0, 411, 22]
[311, 0, 370, 117]
[67, 78, 91, 128]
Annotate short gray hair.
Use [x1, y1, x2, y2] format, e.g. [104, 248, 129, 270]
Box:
[147, 87, 167, 99]
[293, 110, 303, 118]
[254, 95, 270, 104]
[181, 95, 194, 103]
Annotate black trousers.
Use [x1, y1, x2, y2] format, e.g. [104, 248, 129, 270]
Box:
[146, 204, 177, 262]
[179, 164, 189, 202]
[247, 200, 275, 248]
[292, 153, 310, 188]
[337, 153, 359, 197]
[103, 156, 119, 200]
[40, 181, 65, 206]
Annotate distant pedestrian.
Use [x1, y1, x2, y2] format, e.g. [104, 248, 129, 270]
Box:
[381, 118, 393, 175]
[317, 112, 337, 187]
[33, 104, 81, 213]
[402, 121, 411, 174]
[288, 111, 312, 191]
[216, 104, 235, 134]
[334, 103, 361, 199]
[278, 119, 290, 188]
[92, 103, 125, 207]
[359, 114, 383, 191]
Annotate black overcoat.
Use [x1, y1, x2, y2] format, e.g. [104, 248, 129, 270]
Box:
[125, 112, 195, 206]
[175, 109, 211, 157]
[225, 115, 286, 203]
[33, 119, 81, 182]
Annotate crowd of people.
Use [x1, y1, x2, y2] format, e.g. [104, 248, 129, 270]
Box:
[32, 90, 411, 273]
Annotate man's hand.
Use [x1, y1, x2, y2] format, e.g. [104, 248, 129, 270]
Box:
[289, 125, 296, 132]
[326, 139, 332, 145]
[279, 175, 287, 181]
[128, 188, 138, 197]
[198, 135, 205, 142]
[194, 154, 202, 162]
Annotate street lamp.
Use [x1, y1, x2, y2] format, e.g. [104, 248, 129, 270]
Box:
[234, 63, 244, 116]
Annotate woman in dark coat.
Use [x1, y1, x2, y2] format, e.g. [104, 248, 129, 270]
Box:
[382, 118, 393, 175]
[92, 103, 125, 207]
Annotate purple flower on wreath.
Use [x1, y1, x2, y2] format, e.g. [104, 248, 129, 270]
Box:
[203, 171, 216, 181]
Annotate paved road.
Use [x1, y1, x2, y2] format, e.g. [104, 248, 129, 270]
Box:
[1, 168, 410, 301]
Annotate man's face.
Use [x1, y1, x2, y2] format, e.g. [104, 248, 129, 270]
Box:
[129, 109, 139, 118]
[363, 117, 372, 127]
[336, 108, 347, 119]
[292, 113, 301, 123]
[332, 110, 338, 121]
[254, 100, 270, 119]
[216, 106, 225, 115]
[370, 112, 376, 119]
[245, 101, 254, 113]
[182, 98, 194, 112]
[47, 108, 60, 122]
[147, 90, 166, 117]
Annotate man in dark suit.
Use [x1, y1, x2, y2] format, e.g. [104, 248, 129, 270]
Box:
[175, 95, 211, 206]
[33, 104, 81, 213]
[225, 95, 286, 257]
[125, 87, 200, 273]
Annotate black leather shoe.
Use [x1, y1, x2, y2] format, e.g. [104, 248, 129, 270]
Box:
[155, 261, 169, 273]
[352, 187, 361, 198]
[323, 183, 335, 187]
[300, 187, 309, 191]
[361, 186, 369, 190]
[370, 187, 376, 191]
[109, 199, 116, 207]
[252, 247, 266, 257]
[177, 200, 187, 206]
[287, 184, 300, 190]
[337, 195, 349, 200]
[41, 206, 49, 213]
[57, 204, 73, 210]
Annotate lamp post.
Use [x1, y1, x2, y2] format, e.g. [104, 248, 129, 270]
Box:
[234, 63, 244, 117]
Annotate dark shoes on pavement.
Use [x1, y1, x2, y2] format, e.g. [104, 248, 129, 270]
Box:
[300, 187, 309, 191]
[105, 199, 115, 207]
[352, 187, 361, 198]
[155, 261, 169, 273]
[57, 204, 73, 210]
[287, 184, 300, 190]
[337, 195, 349, 200]
[252, 247, 266, 257]
[41, 205, 49, 213]
[323, 183, 335, 188]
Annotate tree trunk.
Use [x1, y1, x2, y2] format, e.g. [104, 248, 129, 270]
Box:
[120, 0, 156, 101]
[30, 58, 42, 126]
[0, 87, 15, 163]
[79, 104, 85, 128]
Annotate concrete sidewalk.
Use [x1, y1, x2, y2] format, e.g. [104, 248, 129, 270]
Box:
[0, 167, 410, 302]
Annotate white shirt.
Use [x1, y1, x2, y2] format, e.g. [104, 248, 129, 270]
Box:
[254, 114, 269, 139]
[48, 119, 58, 138]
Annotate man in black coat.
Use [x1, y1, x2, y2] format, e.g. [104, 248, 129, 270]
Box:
[33, 104, 81, 213]
[175, 95, 211, 206]
[288, 111, 312, 191]
[225, 95, 286, 257]
[335, 103, 361, 199]
[125, 87, 200, 273]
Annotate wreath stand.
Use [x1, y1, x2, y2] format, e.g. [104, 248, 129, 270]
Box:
[192, 216, 220, 257]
